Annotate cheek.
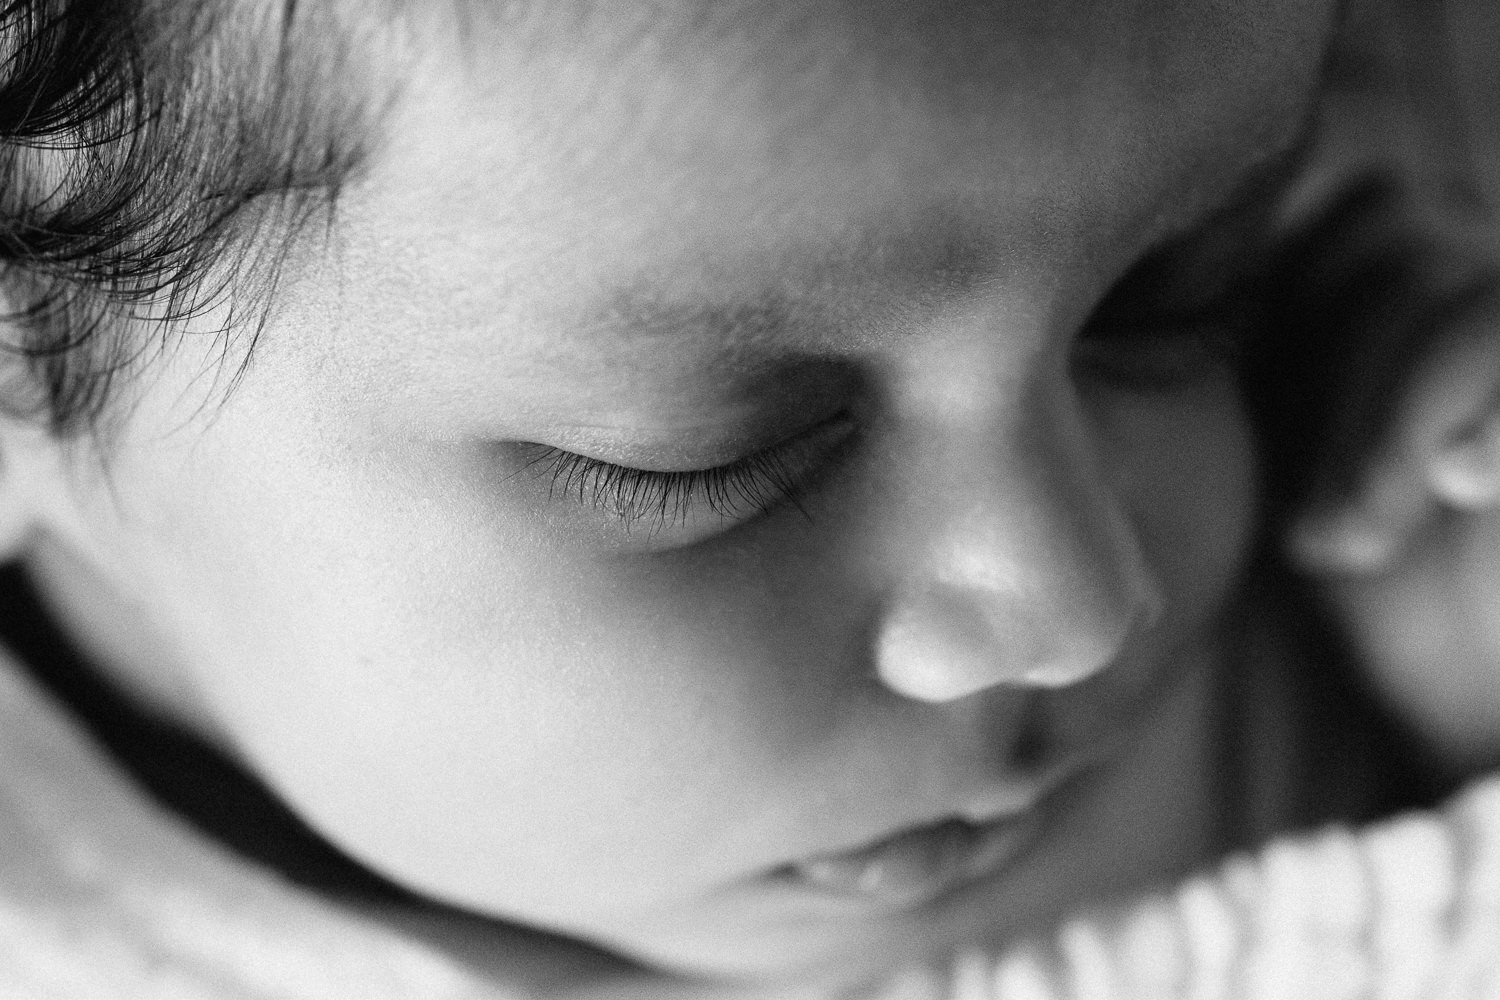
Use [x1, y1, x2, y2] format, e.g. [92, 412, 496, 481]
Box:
[195, 516, 755, 910]
[77, 406, 748, 921]
[1092, 376, 1258, 618]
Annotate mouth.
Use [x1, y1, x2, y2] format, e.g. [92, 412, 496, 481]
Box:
[772, 804, 1048, 910]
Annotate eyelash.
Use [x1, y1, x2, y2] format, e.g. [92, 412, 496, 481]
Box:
[520, 271, 1255, 530]
[522, 437, 813, 532]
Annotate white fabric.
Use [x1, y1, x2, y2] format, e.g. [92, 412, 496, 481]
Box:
[0, 656, 513, 1000]
[975, 776, 1500, 998]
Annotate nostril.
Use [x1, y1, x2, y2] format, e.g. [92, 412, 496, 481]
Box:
[874, 585, 1057, 702]
[873, 579, 1160, 703]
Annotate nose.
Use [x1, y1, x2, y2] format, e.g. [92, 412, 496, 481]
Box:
[872, 361, 1163, 703]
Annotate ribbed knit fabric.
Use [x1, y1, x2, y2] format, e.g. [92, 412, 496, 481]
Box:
[950, 775, 1500, 1000]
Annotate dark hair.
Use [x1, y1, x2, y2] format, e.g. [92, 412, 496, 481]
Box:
[0, 0, 377, 433]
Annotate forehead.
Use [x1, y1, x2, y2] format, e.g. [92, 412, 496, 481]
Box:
[376, 0, 1334, 205]
[260, 0, 1335, 413]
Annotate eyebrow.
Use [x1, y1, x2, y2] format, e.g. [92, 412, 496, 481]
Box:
[566, 226, 1003, 356]
[563, 248, 1128, 383]
[558, 75, 1330, 363]
[577, 292, 799, 349]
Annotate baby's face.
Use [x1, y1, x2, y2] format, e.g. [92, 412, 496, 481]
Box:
[37, 0, 1334, 987]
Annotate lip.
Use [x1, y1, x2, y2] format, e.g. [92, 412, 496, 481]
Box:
[774, 804, 1047, 909]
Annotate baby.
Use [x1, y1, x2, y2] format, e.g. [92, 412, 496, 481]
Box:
[0, 0, 1453, 996]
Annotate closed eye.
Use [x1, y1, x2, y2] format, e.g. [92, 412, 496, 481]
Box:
[1072, 307, 1260, 389]
[1072, 227, 1269, 390]
[517, 415, 856, 534]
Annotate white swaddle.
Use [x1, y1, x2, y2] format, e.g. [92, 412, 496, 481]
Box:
[939, 779, 1500, 1000]
[2, 647, 1497, 1000]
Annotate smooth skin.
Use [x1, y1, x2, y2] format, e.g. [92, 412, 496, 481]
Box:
[1, 0, 1337, 992]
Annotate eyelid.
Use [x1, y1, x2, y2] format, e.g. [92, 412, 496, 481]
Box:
[1073, 243, 1268, 391]
[518, 415, 856, 535]
[1072, 305, 1260, 391]
[529, 417, 796, 473]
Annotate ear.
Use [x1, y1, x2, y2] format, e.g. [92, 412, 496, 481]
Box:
[1287, 303, 1500, 575]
